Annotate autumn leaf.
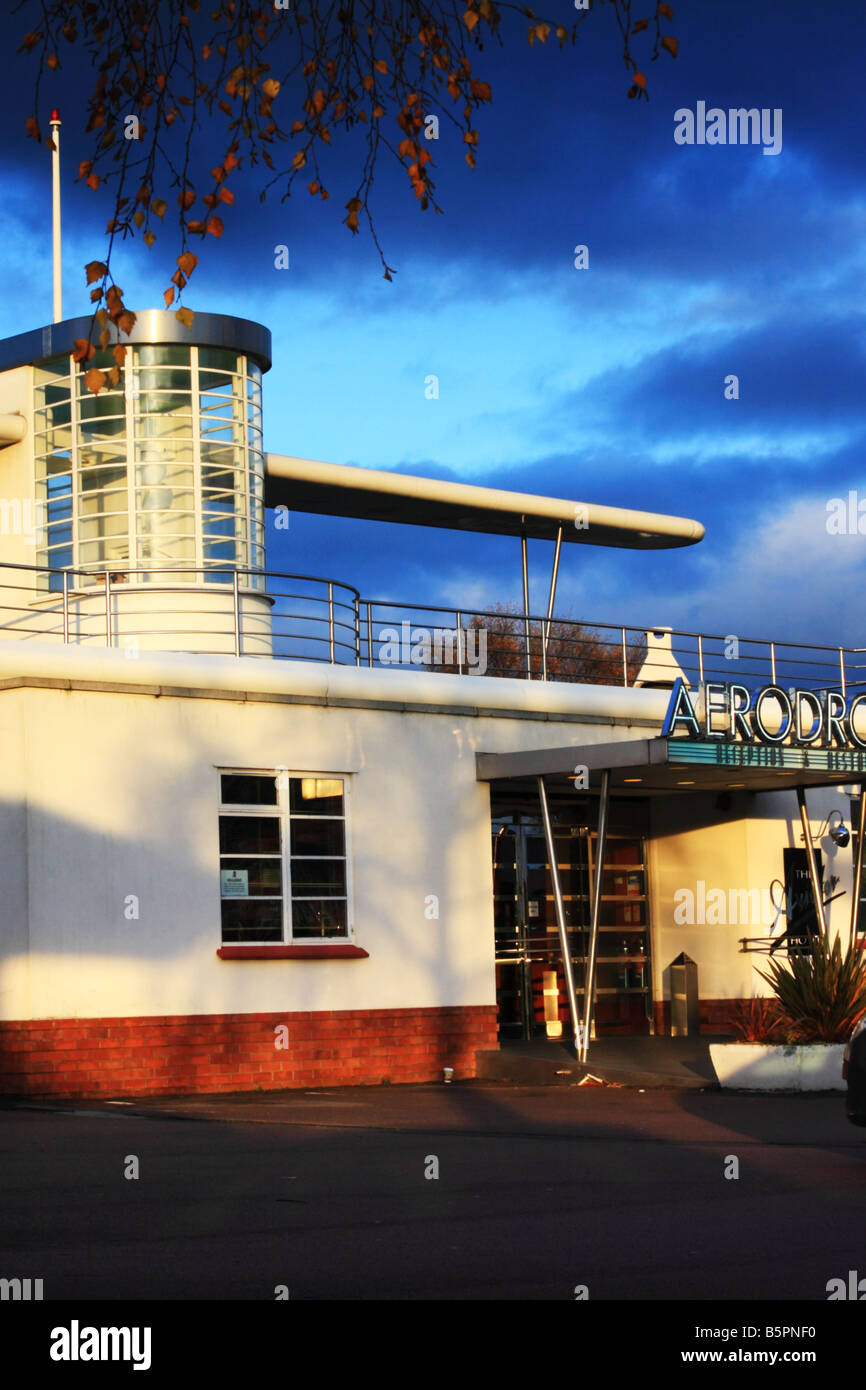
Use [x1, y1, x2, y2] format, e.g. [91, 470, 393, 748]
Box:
[292, 150, 306, 170]
[25, 116, 40, 142]
[84, 368, 107, 395]
[151, 197, 167, 219]
[90, 288, 102, 303]
[177, 251, 199, 277]
[178, 189, 196, 210]
[85, 261, 108, 284]
[218, 187, 234, 204]
[86, 173, 100, 191]
[116, 310, 136, 336]
[223, 151, 239, 173]
[374, 59, 387, 74]
[362, 75, 374, 92]
[143, 230, 156, 247]
[632, 18, 649, 33]
[661, 35, 678, 57]
[164, 287, 175, 307]
[207, 216, 224, 237]
[659, 2, 673, 16]
[72, 339, 95, 363]
[632, 70, 646, 88]
[463, 9, 479, 32]
[78, 161, 93, 181]
[261, 78, 280, 98]
[175, 306, 194, 329]
[469, 79, 492, 101]
[308, 180, 319, 194]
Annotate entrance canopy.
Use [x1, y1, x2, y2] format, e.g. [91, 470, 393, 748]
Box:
[264, 454, 705, 550]
[480, 735, 866, 1061]
[476, 736, 866, 795]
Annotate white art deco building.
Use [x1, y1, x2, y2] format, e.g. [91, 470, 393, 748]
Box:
[0, 309, 862, 1097]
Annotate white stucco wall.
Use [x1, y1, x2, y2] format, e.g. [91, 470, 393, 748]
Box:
[0, 641, 856, 1026]
[0, 643, 664, 1022]
[648, 785, 854, 1006]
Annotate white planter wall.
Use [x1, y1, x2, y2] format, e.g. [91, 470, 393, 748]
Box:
[710, 1042, 845, 1091]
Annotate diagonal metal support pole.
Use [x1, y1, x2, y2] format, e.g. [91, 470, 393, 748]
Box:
[541, 525, 562, 682]
[521, 532, 532, 680]
[581, 769, 611, 1062]
[538, 776, 581, 1056]
[796, 785, 828, 940]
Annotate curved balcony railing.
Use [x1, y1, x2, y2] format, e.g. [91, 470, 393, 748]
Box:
[0, 560, 860, 692]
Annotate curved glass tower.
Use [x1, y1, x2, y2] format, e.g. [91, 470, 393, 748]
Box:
[29, 314, 269, 589]
[0, 310, 272, 653]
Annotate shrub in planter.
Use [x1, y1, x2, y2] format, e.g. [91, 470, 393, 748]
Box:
[724, 996, 789, 1044]
[757, 934, 866, 1044]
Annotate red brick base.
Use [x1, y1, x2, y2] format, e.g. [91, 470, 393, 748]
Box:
[653, 999, 744, 1036]
[0, 1005, 499, 1099]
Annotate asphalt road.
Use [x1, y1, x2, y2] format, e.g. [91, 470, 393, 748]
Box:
[1, 1084, 864, 1301]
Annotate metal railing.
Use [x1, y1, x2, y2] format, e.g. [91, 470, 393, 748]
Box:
[0, 560, 861, 692]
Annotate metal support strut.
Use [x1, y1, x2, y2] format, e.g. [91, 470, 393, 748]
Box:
[537, 776, 581, 1056]
[541, 525, 562, 682]
[796, 785, 828, 939]
[521, 533, 532, 680]
[581, 769, 611, 1063]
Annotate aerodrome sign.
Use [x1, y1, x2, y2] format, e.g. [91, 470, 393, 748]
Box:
[662, 678, 866, 754]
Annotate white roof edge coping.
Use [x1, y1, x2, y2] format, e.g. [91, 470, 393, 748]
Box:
[0, 640, 671, 719]
[265, 454, 705, 547]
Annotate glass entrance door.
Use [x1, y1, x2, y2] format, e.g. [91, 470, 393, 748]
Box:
[492, 817, 653, 1040]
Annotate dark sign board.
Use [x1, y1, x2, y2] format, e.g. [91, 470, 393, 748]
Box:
[783, 847, 823, 956]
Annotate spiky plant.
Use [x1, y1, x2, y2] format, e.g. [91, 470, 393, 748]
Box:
[724, 996, 788, 1044]
[757, 934, 866, 1043]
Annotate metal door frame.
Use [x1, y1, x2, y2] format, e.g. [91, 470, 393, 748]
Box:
[493, 811, 654, 1046]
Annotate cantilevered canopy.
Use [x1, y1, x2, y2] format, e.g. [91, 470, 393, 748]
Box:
[476, 737, 866, 794]
[264, 454, 705, 550]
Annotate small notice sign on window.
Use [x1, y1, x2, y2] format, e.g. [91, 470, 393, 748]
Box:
[221, 868, 249, 897]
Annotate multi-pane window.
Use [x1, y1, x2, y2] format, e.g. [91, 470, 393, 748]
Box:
[34, 345, 265, 588]
[218, 771, 350, 943]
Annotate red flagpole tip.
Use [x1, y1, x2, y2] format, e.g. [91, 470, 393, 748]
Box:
[50, 109, 61, 123]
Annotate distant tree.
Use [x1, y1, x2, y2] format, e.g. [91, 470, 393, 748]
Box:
[428, 601, 646, 683]
[17, 0, 679, 384]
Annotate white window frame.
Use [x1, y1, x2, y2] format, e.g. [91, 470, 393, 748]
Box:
[217, 767, 353, 944]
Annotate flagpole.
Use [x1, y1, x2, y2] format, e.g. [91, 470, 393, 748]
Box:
[50, 109, 62, 323]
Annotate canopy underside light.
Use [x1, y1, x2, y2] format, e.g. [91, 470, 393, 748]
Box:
[264, 455, 705, 550]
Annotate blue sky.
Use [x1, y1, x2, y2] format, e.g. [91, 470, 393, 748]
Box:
[1, 0, 865, 646]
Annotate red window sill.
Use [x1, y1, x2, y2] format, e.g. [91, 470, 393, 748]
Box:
[217, 944, 369, 960]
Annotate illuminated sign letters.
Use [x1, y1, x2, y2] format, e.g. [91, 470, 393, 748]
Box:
[662, 678, 866, 750]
